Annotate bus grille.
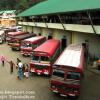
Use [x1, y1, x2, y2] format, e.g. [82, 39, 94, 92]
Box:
[51, 83, 79, 93]
[34, 65, 46, 70]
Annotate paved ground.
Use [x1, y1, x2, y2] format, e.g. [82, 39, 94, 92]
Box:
[0, 43, 100, 100]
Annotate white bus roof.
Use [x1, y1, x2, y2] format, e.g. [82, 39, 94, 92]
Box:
[54, 44, 83, 68]
[23, 36, 44, 42]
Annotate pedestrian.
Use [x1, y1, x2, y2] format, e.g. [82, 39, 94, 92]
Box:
[0, 55, 6, 66]
[17, 60, 23, 80]
[22, 63, 26, 76]
[7, 60, 15, 74]
[16, 58, 21, 69]
[24, 63, 29, 78]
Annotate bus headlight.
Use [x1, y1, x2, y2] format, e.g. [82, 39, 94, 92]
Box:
[31, 69, 35, 72]
[37, 72, 41, 75]
[44, 70, 49, 75]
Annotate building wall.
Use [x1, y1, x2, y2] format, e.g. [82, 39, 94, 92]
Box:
[33, 27, 41, 35]
[53, 29, 72, 45]
[22, 25, 27, 32]
[41, 28, 71, 46]
[41, 28, 53, 38]
[27, 26, 33, 33]
[73, 32, 100, 58]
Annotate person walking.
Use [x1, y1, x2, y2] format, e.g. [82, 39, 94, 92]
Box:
[0, 55, 6, 66]
[7, 60, 15, 74]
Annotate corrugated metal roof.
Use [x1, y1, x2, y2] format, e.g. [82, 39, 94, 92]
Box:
[17, 0, 100, 17]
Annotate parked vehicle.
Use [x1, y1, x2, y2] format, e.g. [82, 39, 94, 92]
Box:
[49, 44, 84, 97]
[20, 36, 46, 56]
[4, 28, 16, 36]
[6, 31, 27, 44]
[10, 33, 36, 50]
[0, 30, 5, 43]
[29, 39, 61, 76]
[9, 26, 22, 31]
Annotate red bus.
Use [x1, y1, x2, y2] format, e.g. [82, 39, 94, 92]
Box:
[7, 31, 26, 37]
[6, 31, 27, 43]
[4, 28, 16, 36]
[20, 36, 46, 56]
[49, 44, 84, 97]
[29, 39, 61, 76]
[10, 33, 36, 50]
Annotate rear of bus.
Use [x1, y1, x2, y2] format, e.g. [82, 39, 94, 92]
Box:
[20, 36, 46, 56]
[29, 39, 60, 76]
[49, 44, 84, 97]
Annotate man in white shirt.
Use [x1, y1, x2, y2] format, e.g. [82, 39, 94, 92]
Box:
[17, 61, 23, 80]
[18, 62, 23, 68]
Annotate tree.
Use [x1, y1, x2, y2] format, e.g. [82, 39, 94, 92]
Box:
[15, 0, 29, 13]
[0, 0, 45, 12]
[0, 0, 18, 10]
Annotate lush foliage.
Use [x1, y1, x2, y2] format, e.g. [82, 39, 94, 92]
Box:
[0, 0, 44, 13]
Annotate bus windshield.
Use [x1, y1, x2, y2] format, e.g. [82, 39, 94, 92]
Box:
[41, 56, 49, 62]
[32, 55, 50, 63]
[31, 44, 37, 49]
[22, 43, 32, 47]
[32, 56, 40, 62]
[67, 72, 80, 80]
[53, 69, 64, 78]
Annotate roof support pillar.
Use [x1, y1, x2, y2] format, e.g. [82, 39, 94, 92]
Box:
[31, 17, 37, 26]
[57, 14, 66, 30]
[87, 11, 97, 34]
[42, 16, 48, 28]
[33, 21, 37, 26]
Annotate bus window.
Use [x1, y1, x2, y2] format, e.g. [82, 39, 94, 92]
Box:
[26, 43, 31, 47]
[32, 56, 40, 62]
[40, 56, 50, 63]
[53, 70, 64, 78]
[32, 44, 37, 49]
[67, 72, 80, 80]
[41, 56, 49, 61]
[22, 43, 32, 47]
